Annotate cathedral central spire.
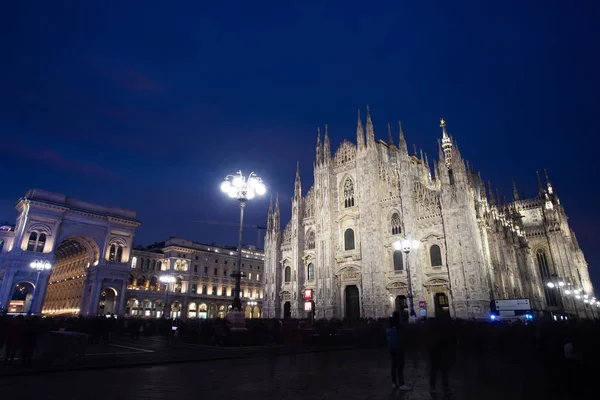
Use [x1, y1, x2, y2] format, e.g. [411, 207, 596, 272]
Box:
[398, 121, 408, 153]
[440, 118, 453, 169]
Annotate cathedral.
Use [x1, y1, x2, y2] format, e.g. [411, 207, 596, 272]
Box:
[263, 108, 595, 320]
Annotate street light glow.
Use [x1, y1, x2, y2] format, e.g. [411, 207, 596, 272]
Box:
[564, 290, 571, 295]
[221, 171, 266, 201]
[159, 275, 176, 283]
[546, 282, 555, 288]
[558, 281, 565, 287]
[30, 260, 52, 271]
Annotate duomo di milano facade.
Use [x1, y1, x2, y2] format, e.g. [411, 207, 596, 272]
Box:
[263, 109, 595, 320]
[0, 190, 265, 319]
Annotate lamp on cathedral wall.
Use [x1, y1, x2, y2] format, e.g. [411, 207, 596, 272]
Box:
[220, 171, 266, 316]
[395, 238, 420, 323]
[28, 260, 52, 316]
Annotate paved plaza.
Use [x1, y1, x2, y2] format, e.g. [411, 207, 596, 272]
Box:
[0, 340, 546, 400]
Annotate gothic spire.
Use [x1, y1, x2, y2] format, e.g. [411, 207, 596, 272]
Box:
[267, 194, 273, 231]
[273, 192, 280, 232]
[536, 170, 544, 194]
[440, 118, 453, 169]
[356, 109, 365, 149]
[398, 121, 407, 153]
[315, 127, 323, 165]
[512, 177, 520, 201]
[424, 152, 430, 170]
[387, 122, 394, 146]
[420, 148, 424, 162]
[294, 161, 302, 198]
[366, 105, 375, 145]
[544, 168, 554, 194]
[488, 181, 496, 205]
[324, 124, 331, 161]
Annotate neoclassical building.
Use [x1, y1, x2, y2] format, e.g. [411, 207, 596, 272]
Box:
[125, 238, 264, 319]
[0, 189, 264, 319]
[263, 109, 595, 320]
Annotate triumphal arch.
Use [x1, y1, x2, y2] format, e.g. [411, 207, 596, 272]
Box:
[0, 189, 140, 316]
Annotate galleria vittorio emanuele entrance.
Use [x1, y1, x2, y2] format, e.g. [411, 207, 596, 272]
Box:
[0, 189, 140, 316]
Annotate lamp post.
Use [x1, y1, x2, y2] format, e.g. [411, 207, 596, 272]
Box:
[395, 238, 419, 323]
[248, 298, 257, 319]
[159, 275, 176, 319]
[220, 171, 266, 312]
[28, 260, 52, 316]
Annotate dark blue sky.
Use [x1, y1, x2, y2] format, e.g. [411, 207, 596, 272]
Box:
[1, 1, 598, 286]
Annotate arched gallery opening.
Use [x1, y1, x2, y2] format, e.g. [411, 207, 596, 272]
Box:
[97, 288, 117, 315]
[43, 236, 98, 315]
[8, 281, 34, 314]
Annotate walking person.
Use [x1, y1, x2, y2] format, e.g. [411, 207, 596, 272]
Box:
[426, 315, 456, 395]
[386, 311, 412, 391]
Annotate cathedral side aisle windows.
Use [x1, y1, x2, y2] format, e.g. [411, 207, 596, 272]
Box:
[307, 263, 315, 281]
[391, 213, 402, 235]
[284, 266, 291, 282]
[430, 245, 443, 267]
[306, 230, 316, 250]
[393, 250, 404, 272]
[343, 178, 355, 208]
[536, 249, 558, 307]
[344, 228, 355, 250]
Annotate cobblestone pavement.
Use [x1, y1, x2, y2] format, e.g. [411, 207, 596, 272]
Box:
[0, 348, 529, 399]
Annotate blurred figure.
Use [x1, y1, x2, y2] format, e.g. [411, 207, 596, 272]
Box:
[426, 315, 456, 395]
[386, 311, 412, 391]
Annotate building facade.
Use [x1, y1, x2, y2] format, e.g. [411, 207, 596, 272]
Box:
[263, 110, 595, 320]
[125, 238, 264, 320]
[0, 189, 264, 319]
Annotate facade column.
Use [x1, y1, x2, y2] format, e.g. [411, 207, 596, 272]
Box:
[0, 269, 17, 312]
[114, 280, 127, 316]
[31, 273, 50, 314]
[85, 279, 103, 316]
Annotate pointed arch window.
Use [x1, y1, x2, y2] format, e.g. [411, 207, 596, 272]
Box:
[344, 228, 355, 251]
[307, 263, 315, 281]
[430, 245, 443, 267]
[284, 266, 291, 283]
[343, 178, 355, 208]
[306, 230, 316, 250]
[536, 249, 557, 307]
[391, 213, 402, 235]
[393, 250, 404, 272]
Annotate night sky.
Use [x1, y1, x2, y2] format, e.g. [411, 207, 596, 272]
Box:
[1, 2, 598, 286]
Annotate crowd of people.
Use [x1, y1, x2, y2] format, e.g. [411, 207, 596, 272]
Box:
[0, 312, 598, 397]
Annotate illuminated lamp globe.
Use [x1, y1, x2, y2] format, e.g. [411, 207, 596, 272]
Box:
[547, 282, 555, 289]
[558, 281, 565, 287]
[232, 176, 243, 188]
[256, 182, 266, 195]
[247, 190, 256, 200]
[564, 290, 571, 295]
[220, 181, 231, 193]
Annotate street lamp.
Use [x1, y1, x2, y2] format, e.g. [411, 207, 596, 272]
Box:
[395, 238, 419, 323]
[220, 171, 266, 312]
[247, 298, 257, 319]
[28, 260, 52, 316]
[159, 275, 176, 319]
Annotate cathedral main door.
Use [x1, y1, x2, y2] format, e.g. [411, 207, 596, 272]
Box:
[345, 285, 360, 320]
